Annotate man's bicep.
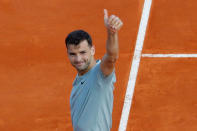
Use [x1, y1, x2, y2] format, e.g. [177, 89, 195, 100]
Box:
[100, 54, 117, 77]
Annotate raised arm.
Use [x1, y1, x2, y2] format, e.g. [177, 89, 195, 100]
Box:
[100, 9, 123, 76]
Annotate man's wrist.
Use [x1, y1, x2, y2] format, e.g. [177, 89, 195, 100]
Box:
[107, 29, 118, 36]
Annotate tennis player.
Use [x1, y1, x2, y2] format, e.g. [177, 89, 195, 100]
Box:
[65, 9, 123, 131]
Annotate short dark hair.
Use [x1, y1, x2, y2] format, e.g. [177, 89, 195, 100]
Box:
[65, 30, 92, 48]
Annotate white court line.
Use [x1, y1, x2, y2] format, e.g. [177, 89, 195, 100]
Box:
[118, 0, 152, 131]
[142, 54, 197, 57]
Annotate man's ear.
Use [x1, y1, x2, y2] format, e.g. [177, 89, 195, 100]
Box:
[91, 45, 95, 55]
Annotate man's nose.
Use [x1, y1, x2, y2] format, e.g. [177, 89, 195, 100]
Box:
[75, 54, 82, 61]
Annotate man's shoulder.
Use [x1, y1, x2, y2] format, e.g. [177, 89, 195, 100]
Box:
[93, 59, 116, 83]
[89, 59, 101, 73]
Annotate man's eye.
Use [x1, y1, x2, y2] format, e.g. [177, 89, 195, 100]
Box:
[80, 52, 86, 54]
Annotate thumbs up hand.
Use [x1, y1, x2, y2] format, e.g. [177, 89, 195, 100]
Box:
[104, 9, 123, 34]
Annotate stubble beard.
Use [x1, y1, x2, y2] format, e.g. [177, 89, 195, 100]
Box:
[74, 59, 91, 72]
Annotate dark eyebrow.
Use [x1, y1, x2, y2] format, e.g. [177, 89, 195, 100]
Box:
[69, 52, 76, 55]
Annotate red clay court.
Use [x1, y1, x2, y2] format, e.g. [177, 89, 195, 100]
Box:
[0, 0, 197, 130]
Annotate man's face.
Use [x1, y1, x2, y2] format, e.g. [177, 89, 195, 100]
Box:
[67, 40, 95, 72]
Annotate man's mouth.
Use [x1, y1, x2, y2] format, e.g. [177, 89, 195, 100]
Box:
[75, 62, 84, 66]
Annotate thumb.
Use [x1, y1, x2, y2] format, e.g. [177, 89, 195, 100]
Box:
[104, 9, 108, 22]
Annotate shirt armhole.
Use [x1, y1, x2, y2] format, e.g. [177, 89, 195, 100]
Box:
[97, 63, 116, 83]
